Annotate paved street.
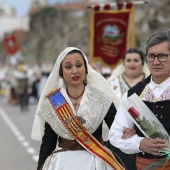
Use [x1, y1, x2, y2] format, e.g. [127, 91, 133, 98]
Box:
[0, 96, 41, 170]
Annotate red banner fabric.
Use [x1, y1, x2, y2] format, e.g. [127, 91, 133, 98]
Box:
[3, 34, 19, 55]
[90, 8, 134, 68]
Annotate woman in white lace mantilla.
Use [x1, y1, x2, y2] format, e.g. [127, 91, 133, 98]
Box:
[107, 48, 150, 98]
[31, 47, 124, 170]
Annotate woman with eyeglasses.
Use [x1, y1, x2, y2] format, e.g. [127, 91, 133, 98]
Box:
[109, 29, 170, 169]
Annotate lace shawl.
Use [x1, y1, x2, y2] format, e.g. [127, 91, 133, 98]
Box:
[31, 47, 120, 141]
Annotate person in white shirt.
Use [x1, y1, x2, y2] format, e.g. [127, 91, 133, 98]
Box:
[106, 47, 150, 170]
[109, 29, 170, 170]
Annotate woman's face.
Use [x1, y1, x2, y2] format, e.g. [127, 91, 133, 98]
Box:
[61, 53, 86, 86]
[124, 53, 143, 77]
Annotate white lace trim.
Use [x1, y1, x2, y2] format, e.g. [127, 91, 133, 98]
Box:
[37, 84, 113, 140]
[31, 47, 120, 141]
[107, 63, 150, 82]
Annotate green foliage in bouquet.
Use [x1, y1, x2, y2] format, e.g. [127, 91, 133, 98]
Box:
[128, 107, 169, 141]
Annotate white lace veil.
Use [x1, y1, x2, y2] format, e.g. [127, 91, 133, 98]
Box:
[31, 47, 120, 141]
[107, 62, 150, 82]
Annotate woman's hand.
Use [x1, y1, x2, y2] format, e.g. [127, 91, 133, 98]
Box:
[121, 128, 136, 139]
[139, 138, 168, 156]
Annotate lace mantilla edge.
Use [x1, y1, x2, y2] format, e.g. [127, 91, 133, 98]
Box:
[37, 85, 114, 140]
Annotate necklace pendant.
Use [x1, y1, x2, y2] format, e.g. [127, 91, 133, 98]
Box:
[73, 102, 79, 110]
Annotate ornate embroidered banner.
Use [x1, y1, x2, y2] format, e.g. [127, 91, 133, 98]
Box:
[90, 2, 135, 68]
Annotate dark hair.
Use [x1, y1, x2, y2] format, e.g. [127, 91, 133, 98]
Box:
[123, 48, 145, 65]
[59, 49, 88, 78]
[146, 29, 170, 54]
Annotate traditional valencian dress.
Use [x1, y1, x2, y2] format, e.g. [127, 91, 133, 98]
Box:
[107, 63, 150, 98]
[109, 75, 170, 169]
[31, 47, 124, 170]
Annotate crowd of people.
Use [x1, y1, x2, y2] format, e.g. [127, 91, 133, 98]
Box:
[0, 57, 53, 112]
[1, 29, 170, 170]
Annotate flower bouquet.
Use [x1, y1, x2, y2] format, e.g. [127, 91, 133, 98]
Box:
[121, 93, 170, 151]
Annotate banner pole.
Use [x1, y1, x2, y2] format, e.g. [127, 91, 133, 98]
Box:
[131, 3, 135, 48]
[89, 8, 94, 64]
[87, 1, 148, 8]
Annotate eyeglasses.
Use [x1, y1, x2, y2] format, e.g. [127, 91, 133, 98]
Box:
[145, 53, 170, 62]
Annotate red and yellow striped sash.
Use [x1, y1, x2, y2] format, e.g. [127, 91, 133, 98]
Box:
[47, 89, 125, 170]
